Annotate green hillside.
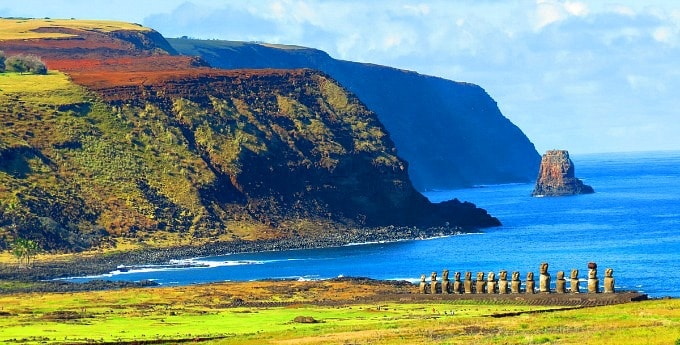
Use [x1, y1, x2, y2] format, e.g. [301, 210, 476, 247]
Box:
[0, 19, 499, 253]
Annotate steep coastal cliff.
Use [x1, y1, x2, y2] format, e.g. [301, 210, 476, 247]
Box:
[169, 39, 541, 190]
[0, 19, 498, 252]
[532, 150, 594, 197]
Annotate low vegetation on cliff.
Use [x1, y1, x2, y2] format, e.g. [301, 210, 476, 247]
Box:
[170, 38, 541, 190]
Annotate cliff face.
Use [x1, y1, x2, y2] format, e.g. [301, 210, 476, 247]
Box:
[0, 19, 499, 252]
[169, 39, 541, 190]
[81, 68, 499, 229]
[532, 150, 594, 197]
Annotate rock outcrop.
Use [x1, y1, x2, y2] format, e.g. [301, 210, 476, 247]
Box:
[531, 150, 594, 197]
[169, 38, 541, 190]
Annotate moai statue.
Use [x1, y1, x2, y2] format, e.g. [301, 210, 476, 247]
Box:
[526, 272, 536, 294]
[419, 274, 427, 294]
[510, 271, 521, 294]
[539, 262, 551, 293]
[570, 269, 580, 294]
[431, 272, 441, 294]
[604, 268, 615, 293]
[555, 271, 567, 293]
[588, 263, 599, 294]
[498, 270, 509, 294]
[441, 269, 451, 294]
[475, 272, 486, 294]
[453, 272, 463, 294]
[486, 272, 497, 294]
[464, 271, 473, 294]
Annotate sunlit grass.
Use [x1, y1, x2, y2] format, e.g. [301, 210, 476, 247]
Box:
[0, 281, 678, 344]
[0, 71, 86, 106]
[0, 18, 149, 40]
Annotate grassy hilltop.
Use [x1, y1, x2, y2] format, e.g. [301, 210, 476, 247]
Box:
[0, 18, 150, 39]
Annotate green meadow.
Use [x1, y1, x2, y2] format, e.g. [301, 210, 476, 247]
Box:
[0, 281, 679, 345]
[0, 71, 86, 105]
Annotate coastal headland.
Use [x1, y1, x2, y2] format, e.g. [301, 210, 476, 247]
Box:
[0, 18, 498, 258]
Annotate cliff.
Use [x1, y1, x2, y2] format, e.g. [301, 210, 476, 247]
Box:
[0, 18, 499, 252]
[531, 150, 594, 197]
[169, 38, 541, 190]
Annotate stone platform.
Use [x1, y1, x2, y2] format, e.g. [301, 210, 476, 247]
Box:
[392, 291, 648, 307]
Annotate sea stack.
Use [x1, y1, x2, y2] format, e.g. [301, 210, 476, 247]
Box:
[532, 150, 594, 197]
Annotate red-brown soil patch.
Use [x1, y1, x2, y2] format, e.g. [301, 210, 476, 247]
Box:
[3, 25, 304, 94]
[44, 56, 206, 73]
[67, 67, 312, 96]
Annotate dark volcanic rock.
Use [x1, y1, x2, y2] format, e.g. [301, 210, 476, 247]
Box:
[532, 150, 594, 197]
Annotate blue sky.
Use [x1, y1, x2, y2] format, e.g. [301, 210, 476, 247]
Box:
[2, 1, 679, 154]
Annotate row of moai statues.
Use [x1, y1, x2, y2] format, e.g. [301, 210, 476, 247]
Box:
[419, 262, 615, 294]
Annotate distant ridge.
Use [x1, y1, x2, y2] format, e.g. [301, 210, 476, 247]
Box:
[169, 38, 541, 190]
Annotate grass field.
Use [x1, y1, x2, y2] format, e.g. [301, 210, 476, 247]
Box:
[0, 280, 678, 344]
[0, 18, 149, 40]
[0, 71, 86, 105]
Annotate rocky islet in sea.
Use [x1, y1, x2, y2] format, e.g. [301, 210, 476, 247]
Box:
[532, 150, 594, 197]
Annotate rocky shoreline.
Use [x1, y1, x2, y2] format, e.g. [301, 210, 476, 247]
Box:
[0, 226, 470, 293]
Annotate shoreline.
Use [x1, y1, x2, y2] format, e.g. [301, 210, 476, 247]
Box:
[0, 225, 471, 293]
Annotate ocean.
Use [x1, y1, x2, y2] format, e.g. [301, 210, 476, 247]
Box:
[62, 151, 680, 297]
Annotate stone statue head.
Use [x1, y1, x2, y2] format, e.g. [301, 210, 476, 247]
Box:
[540, 262, 549, 274]
[487, 272, 495, 281]
[571, 269, 579, 279]
[455, 272, 461, 280]
[431, 272, 437, 281]
[527, 272, 534, 280]
[557, 271, 564, 279]
[420, 274, 426, 282]
[499, 270, 508, 280]
[512, 271, 520, 281]
[465, 271, 472, 280]
[605, 268, 613, 277]
[442, 269, 449, 280]
[588, 269, 597, 279]
[477, 272, 485, 281]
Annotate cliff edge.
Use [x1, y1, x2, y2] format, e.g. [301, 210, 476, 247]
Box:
[169, 38, 541, 190]
[531, 150, 594, 197]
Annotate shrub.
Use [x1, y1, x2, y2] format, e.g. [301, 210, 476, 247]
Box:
[5, 54, 47, 75]
[293, 316, 320, 323]
[0, 50, 5, 72]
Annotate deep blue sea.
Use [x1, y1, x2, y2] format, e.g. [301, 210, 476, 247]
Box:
[63, 151, 680, 297]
